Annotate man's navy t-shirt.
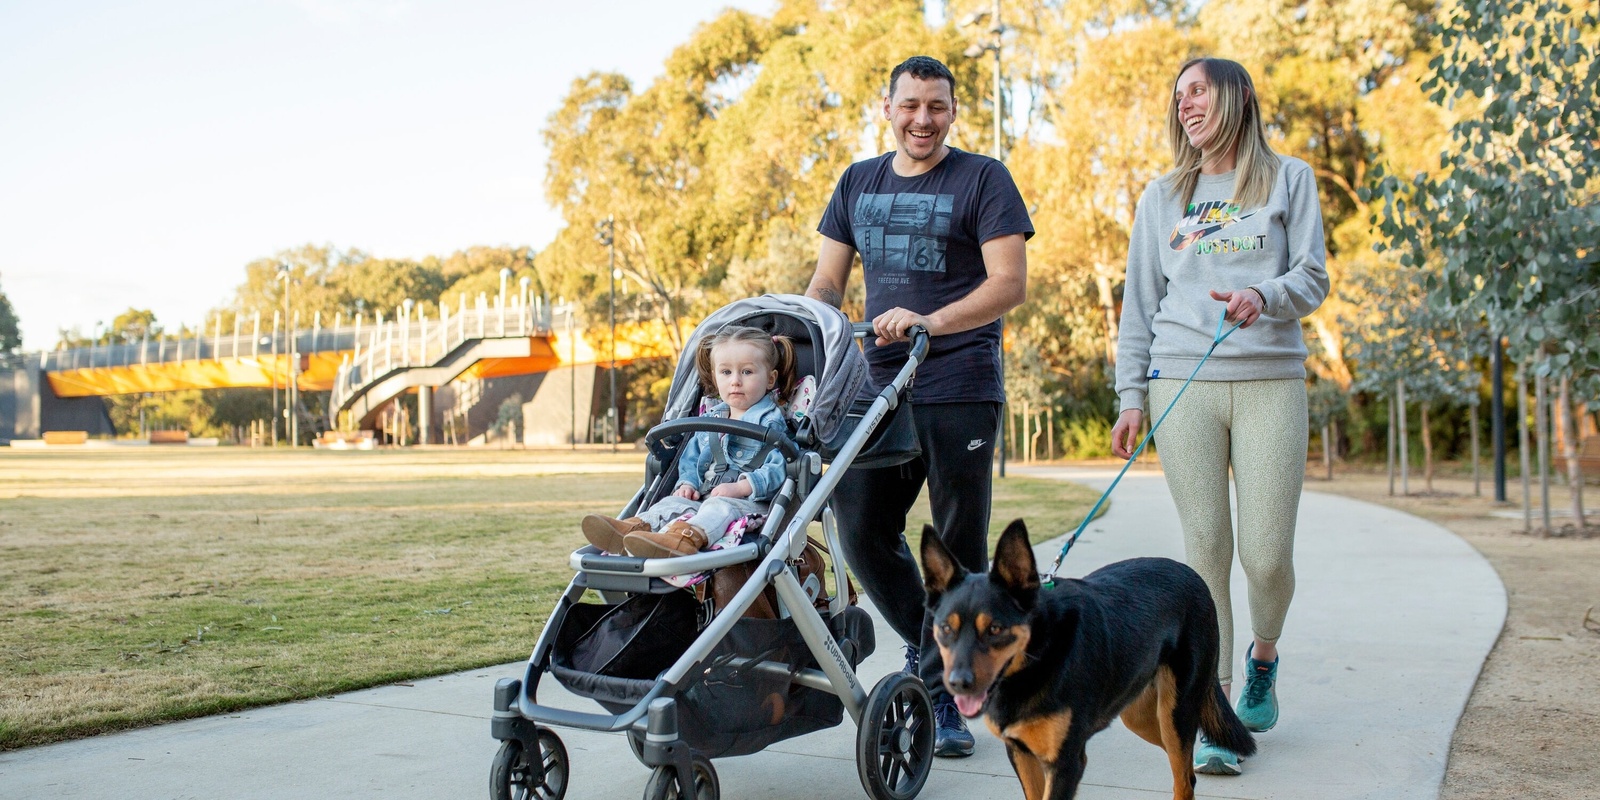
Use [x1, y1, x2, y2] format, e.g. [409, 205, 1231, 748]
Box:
[817, 147, 1034, 404]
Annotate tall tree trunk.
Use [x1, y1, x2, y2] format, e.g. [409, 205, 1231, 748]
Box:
[1323, 423, 1333, 481]
[1559, 377, 1587, 529]
[1421, 403, 1434, 493]
[1518, 363, 1532, 534]
[1398, 380, 1410, 496]
[1536, 371, 1552, 534]
[1332, 417, 1341, 470]
[1310, 316, 1354, 389]
[1388, 392, 1397, 496]
[1471, 400, 1481, 497]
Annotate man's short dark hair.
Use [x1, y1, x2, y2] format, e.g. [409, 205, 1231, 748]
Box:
[889, 55, 955, 99]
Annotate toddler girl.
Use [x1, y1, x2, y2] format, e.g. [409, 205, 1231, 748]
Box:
[583, 326, 799, 558]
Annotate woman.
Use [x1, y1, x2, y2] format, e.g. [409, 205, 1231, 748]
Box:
[1111, 56, 1329, 776]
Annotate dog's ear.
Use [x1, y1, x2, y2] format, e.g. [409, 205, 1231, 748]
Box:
[991, 519, 1040, 607]
[920, 525, 966, 604]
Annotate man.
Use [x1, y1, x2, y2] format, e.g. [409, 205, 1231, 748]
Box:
[807, 55, 1032, 757]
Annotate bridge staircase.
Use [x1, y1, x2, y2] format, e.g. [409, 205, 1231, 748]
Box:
[330, 298, 569, 429]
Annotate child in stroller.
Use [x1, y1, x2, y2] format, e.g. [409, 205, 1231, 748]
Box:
[581, 325, 802, 558]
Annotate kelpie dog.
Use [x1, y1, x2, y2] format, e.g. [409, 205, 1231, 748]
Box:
[921, 519, 1255, 800]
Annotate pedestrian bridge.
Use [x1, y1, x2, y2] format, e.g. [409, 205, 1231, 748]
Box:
[33, 300, 679, 430]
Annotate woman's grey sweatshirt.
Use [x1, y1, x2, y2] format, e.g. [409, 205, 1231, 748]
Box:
[1115, 154, 1330, 413]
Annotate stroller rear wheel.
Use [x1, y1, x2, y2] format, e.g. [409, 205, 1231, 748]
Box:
[642, 754, 718, 800]
[856, 672, 934, 800]
[490, 728, 569, 800]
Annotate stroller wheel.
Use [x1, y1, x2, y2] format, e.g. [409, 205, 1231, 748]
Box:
[642, 754, 718, 800]
[490, 728, 569, 800]
[856, 672, 934, 800]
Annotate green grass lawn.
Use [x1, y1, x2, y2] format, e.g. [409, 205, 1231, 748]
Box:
[0, 447, 1097, 749]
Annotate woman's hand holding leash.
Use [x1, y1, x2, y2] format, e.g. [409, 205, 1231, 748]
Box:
[1111, 409, 1144, 460]
[1210, 288, 1265, 328]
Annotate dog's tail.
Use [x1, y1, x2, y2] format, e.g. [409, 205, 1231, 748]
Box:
[1199, 683, 1257, 758]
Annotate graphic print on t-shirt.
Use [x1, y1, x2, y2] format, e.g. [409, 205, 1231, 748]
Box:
[853, 192, 954, 285]
[1169, 199, 1263, 255]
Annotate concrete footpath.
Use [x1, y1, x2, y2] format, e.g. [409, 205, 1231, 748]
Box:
[0, 466, 1506, 800]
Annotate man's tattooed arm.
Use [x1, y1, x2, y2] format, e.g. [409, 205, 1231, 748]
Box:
[808, 285, 843, 309]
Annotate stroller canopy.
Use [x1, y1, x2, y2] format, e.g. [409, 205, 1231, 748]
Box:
[661, 294, 866, 444]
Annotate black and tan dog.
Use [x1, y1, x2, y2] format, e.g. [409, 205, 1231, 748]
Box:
[921, 519, 1255, 800]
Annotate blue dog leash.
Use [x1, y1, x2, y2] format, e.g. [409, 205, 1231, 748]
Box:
[1040, 312, 1244, 587]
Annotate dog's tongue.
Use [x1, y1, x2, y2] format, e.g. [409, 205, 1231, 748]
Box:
[953, 693, 986, 717]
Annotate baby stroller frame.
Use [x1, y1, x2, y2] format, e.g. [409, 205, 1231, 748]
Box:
[490, 296, 934, 800]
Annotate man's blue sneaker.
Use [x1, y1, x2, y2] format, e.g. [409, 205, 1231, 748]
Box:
[932, 697, 975, 758]
[1193, 734, 1242, 775]
[1236, 646, 1279, 733]
[902, 644, 920, 676]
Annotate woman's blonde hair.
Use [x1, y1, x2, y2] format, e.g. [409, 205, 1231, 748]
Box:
[1163, 57, 1280, 210]
[694, 325, 798, 405]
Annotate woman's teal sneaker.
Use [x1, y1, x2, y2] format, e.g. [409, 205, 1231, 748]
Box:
[1236, 647, 1279, 732]
[1193, 734, 1242, 775]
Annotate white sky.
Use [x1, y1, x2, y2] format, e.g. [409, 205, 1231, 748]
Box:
[0, 0, 776, 350]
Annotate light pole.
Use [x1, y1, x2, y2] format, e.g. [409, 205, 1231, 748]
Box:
[597, 217, 618, 451]
[266, 331, 278, 446]
[963, 0, 1007, 476]
[277, 264, 297, 448]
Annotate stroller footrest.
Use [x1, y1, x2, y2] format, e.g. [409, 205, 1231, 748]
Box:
[575, 571, 673, 594]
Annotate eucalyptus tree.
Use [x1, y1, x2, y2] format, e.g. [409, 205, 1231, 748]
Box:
[1345, 261, 1481, 494]
[1366, 0, 1597, 524]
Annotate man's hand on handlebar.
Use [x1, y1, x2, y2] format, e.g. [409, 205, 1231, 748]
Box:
[872, 307, 933, 346]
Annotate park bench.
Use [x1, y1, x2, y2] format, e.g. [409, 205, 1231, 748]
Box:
[42, 431, 88, 445]
[149, 430, 189, 445]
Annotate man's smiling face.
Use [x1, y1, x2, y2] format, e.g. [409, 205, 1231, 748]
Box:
[885, 74, 956, 163]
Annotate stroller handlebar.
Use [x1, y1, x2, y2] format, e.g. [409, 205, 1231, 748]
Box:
[851, 322, 931, 364]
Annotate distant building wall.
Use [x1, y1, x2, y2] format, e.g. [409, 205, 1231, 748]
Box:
[39, 375, 114, 437]
[432, 373, 542, 445]
[524, 364, 599, 447]
[0, 364, 111, 440]
[1, 365, 41, 442]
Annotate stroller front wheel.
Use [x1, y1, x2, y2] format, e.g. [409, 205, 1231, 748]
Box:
[856, 672, 934, 800]
[642, 754, 718, 800]
[490, 728, 569, 800]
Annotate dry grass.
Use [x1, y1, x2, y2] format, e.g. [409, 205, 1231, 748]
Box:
[0, 448, 1097, 750]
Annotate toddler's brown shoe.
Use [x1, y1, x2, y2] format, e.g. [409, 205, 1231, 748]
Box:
[624, 520, 707, 558]
[582, 515, 649, 554]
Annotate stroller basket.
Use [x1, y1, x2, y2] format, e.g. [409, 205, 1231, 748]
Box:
[550, 591, 874, 758]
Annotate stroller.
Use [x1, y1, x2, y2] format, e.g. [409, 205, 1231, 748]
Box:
[490, 294, 934, 800]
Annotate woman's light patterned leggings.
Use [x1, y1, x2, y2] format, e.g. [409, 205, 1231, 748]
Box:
[1148, 377, 1307, 686]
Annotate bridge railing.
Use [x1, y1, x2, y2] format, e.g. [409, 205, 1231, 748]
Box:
[38, 328, 365, 372]
[36, 295, 565, 380]
[329, 297, 570, 416]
